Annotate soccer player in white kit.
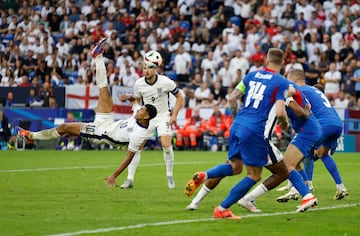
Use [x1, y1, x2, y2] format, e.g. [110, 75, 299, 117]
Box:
[120, 50, 185, 189]
[17, 39, 158, 188]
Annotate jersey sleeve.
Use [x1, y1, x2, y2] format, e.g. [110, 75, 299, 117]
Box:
[275, 78, 289, 102]
[167, 78, 179, 95]
[127, 126, 147, 153]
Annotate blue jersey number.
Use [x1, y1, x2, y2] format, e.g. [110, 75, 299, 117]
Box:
[315, 89, 332, 108]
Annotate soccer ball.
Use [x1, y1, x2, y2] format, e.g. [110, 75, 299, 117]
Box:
[143, 50, 162, 68]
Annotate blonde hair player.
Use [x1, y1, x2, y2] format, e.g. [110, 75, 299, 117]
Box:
[120, 50, 185, 189]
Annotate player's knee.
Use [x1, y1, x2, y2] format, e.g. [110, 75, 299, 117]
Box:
[162, 145, 173, 154]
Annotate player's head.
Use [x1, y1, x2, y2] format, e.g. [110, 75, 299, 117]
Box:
[144, 104, 157, 120]
[287, 69, 305, 84]
[313, 83, 325, 93]
[266, 48, 284, 67]
[135, 104, 157, 121]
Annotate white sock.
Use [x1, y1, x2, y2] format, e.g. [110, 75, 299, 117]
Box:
[191, 185, 211, 205]
[242, 184, 268, 202]
[163, 146, 174, 176]
[336, 183, 345, 189]
[32, 128, 61, 140]
[290, 186, 299, 193]
[95, 55, 108, 88]
[303, 193, 314, 199]
[127, 151, 141, 181]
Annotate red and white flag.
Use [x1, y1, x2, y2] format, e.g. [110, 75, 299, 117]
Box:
[112, 86, 134, 119]
[66, 85, 99, 109]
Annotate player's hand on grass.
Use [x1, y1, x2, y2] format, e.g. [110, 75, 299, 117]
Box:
[103, 176, 116, 187]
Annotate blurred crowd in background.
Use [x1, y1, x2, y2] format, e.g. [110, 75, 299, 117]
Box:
[1, 0, 360, 150]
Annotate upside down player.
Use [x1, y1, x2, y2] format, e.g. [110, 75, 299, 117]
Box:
[17, 39, 157, 187]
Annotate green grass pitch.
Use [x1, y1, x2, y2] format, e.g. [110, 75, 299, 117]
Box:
[0, 150, 359, 236]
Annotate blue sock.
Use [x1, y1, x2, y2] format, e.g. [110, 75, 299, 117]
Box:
[288, 169, 309, 197]
[206, 163, 233, 179]
[298, 169, 308, 182]
[303, 157, 314, 181]
[321, 154, 342, 184]
[220, 176, 256, 209]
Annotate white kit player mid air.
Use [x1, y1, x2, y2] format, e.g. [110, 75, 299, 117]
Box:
[17, 38, 158, 187]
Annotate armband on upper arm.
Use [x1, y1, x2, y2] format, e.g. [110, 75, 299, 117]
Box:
[236, 81, 246, 94]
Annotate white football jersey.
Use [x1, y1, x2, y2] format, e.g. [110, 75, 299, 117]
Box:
[134, 74, 178, 117]
[80, 105, 151, 153]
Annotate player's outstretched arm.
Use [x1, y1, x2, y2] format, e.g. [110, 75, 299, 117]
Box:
[104, 150, 136, 187]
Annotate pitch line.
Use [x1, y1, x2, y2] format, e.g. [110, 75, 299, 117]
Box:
[48, 203, 360, 236]
[0, 161, 213, 173]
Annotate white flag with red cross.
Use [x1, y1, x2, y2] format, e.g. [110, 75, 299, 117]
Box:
[65, 85, 99, 109]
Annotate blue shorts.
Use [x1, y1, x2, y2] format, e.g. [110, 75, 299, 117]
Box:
[316, 124, 342, 154]
[290, 129, 321, 158]
[227, 123, 268, 167]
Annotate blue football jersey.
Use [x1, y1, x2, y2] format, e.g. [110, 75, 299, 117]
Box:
[286, 81, 319, 133]
[299, 85, 342, 127]
[234, 68, 289, 135]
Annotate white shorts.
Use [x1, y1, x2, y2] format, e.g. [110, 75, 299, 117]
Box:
[266, 140, 284, 166]
[80, 113, 118, 145]
[149, 115, 172, 137]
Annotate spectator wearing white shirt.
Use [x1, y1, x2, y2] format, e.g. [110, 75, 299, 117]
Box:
[17, 16, 33, 33]
[156, 22, 170, 41]
[194, 81, 211, 105]
[45, 49, 63, 69]
[306, 33, 322, 60]
[213, 40, 230, 66]
[173, 45, 192, 86]
[121, 65, 139, 87]
[200, 51, 218, 75]
[115, 48, 135, 70]
[41, 1, 53, 19]
[64, 21, 79, 40]
[324, 63, 342, 100]
[31, 37, 46, 59]
[224, 25, 243, 54]
[334, 91, 349, 110]
[295, 0, 316, 21]
[81, 0, 93, 17]
[75, 13, 88, 32]
[284, 54, 304, 76]
[330, 25, 344, 53]
[217, 60, 233, 89]
[56, 37, 70, 60]
[229, 49, 249, 81]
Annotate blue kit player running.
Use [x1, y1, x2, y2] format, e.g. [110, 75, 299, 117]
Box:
[184, 48, 289, 219]
[280, 70, 348, 201]
[276, 75, 322, 212]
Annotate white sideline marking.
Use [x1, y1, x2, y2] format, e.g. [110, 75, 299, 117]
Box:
[48, 203, 359, 236]
[0, 161, 211, 173]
